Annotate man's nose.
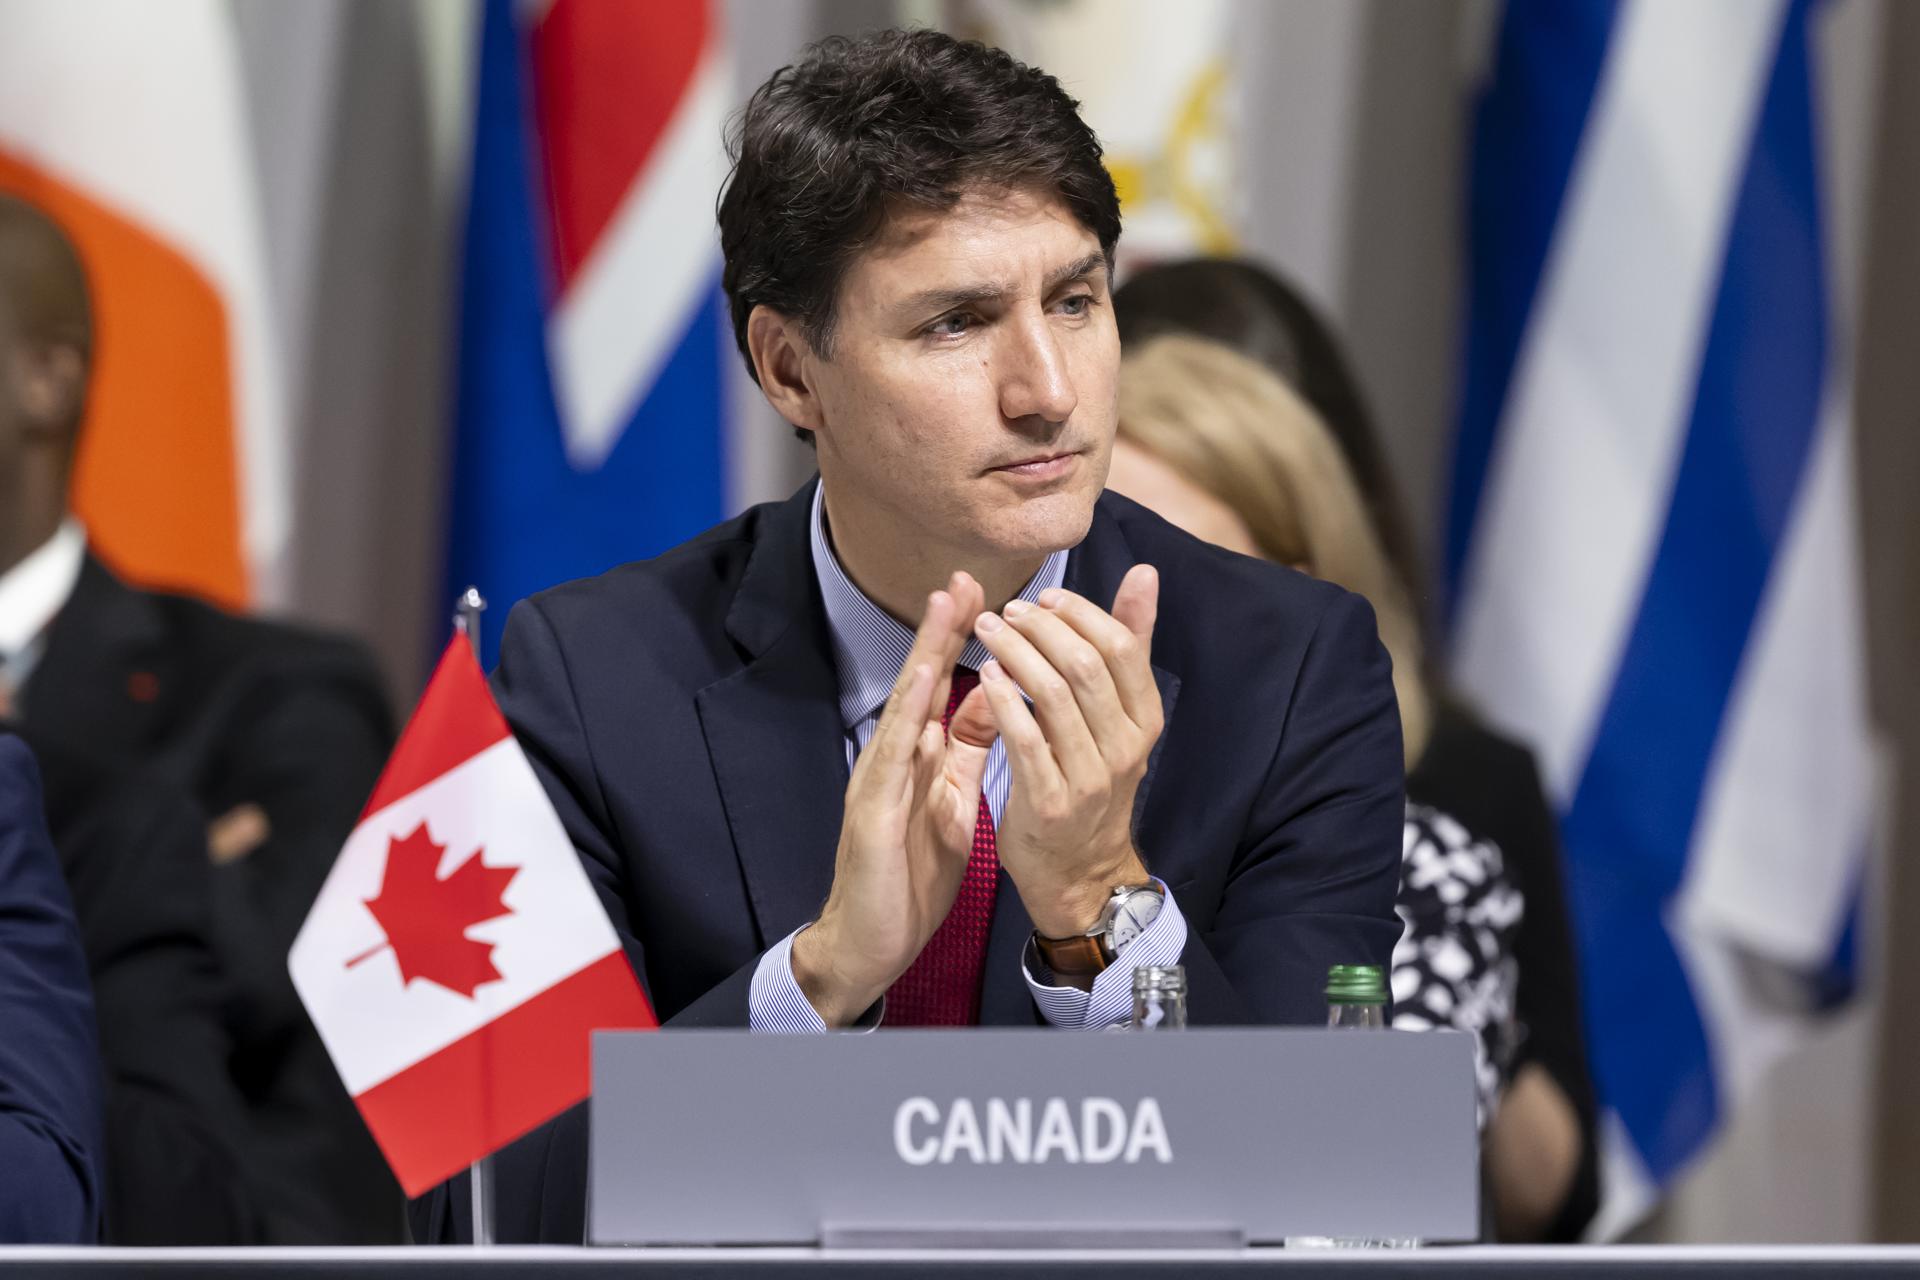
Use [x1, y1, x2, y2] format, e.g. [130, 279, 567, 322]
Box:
[997, 318, 1078, 428]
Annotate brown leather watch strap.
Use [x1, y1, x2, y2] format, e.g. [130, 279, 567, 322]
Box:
[1034, 931, 1109, 977]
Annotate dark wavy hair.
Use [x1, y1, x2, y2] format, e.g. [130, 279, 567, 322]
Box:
[718, 28, 1122, 390]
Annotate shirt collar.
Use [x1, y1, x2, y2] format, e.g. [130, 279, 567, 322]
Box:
[809, 481, 1068, 730]
[0, 518, 85, 664]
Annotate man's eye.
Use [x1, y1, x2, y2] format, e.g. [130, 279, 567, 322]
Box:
[927, 312, 973, 338]
[1058, 294, 1094, 317]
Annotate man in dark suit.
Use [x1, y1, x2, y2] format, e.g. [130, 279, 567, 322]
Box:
[416, 28, 1404, 1244]
[0, 194, 401, 1239]
[0, 733, 102, 1244]
[24, 728, 274, 1243]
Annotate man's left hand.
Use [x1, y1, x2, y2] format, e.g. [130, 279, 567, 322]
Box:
[972, 564, 1163, 938]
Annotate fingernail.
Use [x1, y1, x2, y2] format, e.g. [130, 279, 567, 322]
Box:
[981, 659, 1005, 681]
[976, 613, 1003, 633]
[1038, 588, 1064, 608]
[1003, 599, 1030, 618]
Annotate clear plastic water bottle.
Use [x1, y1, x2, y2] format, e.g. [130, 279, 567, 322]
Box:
[1286, 964, 1417, 1249]
[1129, 965, 1187, 1030]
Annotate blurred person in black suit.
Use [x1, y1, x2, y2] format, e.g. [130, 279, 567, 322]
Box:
[0, 732, 103, 1244]
[0, 193, 401, 1240]
[22, 727, 274, 1242]
[1106, 291, 1598, 1241]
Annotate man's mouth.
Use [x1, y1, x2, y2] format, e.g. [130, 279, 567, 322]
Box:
[990, 451, 1078, 479]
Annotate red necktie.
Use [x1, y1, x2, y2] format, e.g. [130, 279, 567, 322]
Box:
[884, 667, 999, 1026]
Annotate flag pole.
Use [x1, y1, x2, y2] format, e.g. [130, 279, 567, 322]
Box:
[455, 587, 487, 657]
[455, 586, 494, 1248]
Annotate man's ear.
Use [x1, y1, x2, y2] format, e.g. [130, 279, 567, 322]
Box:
[13, 343, 86, 439]
[745, 305, 824, 438]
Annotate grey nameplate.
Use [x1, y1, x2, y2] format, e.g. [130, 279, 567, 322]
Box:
[589, 1028, 1477, 1246]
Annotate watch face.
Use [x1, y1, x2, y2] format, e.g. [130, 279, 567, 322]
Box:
[1108, 888, 1164, 951]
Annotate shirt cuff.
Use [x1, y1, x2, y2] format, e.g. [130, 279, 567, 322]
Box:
[748, 925, 883, 1033]
[1021, 878, 1188, 1030]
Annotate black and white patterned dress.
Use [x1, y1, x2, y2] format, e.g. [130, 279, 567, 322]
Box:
[1391, 803, 1526, 1127]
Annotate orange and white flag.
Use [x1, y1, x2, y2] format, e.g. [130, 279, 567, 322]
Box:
[0, 0, 287, 608]
[291, 634, 656, 1197]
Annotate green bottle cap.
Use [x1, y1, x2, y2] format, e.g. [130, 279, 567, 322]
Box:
[1325, 964, 1388, 1005]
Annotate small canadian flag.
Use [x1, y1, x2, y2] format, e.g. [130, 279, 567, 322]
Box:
[290, 633, 656, 1197]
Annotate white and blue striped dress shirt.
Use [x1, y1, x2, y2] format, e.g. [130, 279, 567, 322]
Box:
[747, 484, 1187, 1032]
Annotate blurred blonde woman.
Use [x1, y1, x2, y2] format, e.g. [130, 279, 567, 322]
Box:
[1110, 339, 1433, 769]
[1109, 334, 1568, 1241]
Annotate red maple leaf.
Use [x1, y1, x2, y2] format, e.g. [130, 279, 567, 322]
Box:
[347, 822, 518, 997]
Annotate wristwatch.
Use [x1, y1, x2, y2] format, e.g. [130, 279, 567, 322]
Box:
[1033, 883, 1165, 977]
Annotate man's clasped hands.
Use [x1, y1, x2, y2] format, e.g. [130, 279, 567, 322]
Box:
[793, 565, 1167, 1025]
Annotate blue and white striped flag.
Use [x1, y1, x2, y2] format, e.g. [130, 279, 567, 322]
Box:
[1445, 0, 1874, 1233]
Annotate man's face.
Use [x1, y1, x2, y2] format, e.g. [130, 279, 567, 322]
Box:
[805, 187, 1119, 564]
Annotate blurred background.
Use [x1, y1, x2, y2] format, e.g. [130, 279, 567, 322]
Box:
[1, 0, 1915, 1245]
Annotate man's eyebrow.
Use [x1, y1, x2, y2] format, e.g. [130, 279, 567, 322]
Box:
[894, 251, 1110, 319]
[1043, 251, 1109, 294]
[896, 279, 1009, 317]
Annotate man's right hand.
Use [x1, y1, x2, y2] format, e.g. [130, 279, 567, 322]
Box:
[790, 572, 998, 1026]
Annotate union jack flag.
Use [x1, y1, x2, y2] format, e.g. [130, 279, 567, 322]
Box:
[447, 0, 732, 662]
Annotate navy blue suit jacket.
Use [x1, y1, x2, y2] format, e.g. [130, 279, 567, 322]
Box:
[0, 733, 104, 1243]
[414, 482, 1403, 1243]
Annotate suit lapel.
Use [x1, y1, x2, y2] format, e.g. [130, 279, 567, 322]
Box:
[695, 483, 849, 949]
[22, 556, 170, 758]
